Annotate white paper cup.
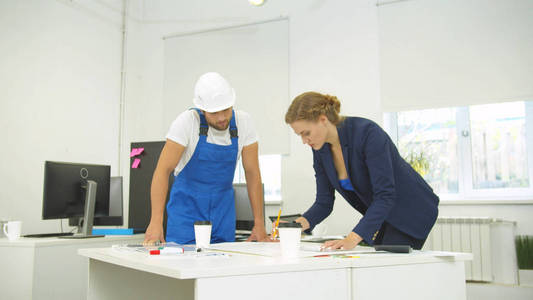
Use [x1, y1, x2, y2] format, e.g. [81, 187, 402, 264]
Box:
[194, 221, 212, 249]
[3, 221, 22, 241]
[278, 222, 302, 258]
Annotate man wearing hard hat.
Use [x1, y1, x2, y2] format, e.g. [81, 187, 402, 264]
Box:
[144, 72, 269, 244]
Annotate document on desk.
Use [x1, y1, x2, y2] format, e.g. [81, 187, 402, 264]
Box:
[110, 242, 230, 259]
[111, 242, 194, 254]
[300, 243, 377, 255]
[206, 242, 376, 257]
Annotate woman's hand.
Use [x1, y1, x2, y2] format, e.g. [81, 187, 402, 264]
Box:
[294, 216, 310, 231]
[322, 232, 363, 250]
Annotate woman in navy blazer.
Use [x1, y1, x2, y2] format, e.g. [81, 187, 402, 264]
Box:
[285, 92, 439, 250]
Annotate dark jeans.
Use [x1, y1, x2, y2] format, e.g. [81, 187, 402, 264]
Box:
[374, 222, 426, 250]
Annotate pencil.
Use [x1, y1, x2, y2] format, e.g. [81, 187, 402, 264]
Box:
[273, 208, 282, 238]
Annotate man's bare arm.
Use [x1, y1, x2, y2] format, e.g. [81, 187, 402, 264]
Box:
[144, 140, 185, 244]
[241, 142, 270, 241]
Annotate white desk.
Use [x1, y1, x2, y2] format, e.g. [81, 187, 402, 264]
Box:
[0, 235, 144, 300]
[79, 243, 472, 300]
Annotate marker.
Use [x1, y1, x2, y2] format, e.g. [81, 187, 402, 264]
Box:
[149, 247, 184, 255]
[374, 245, 412, 253]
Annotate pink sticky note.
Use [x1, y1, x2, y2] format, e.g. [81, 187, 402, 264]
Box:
[130, 148, 145, 157]
[130, 148, 144, 157]
[130, 148, 138, 157]
[132, 158, 141, 168]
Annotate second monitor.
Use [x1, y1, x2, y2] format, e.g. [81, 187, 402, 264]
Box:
[234, 183, 265, 234]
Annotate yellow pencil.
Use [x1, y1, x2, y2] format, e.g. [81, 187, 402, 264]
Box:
[272, 208, 282, 238]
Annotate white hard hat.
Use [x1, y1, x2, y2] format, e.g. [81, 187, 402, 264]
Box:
[193, 72, 235, 113]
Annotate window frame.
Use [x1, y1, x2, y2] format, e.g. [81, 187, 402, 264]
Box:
[384, 101, 533, 203]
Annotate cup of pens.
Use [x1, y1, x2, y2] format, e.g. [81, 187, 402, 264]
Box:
[278, 222, 302, 258]
[194, 220, 212, 250]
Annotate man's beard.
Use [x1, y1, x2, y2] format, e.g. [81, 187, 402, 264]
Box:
[207, 119, 229, 131]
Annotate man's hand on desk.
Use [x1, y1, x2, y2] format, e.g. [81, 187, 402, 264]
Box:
[143, 222, 166, 244]
[246, 223, 273, 242]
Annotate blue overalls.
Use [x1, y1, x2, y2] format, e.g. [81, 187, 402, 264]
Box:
[165, 109, 238, 244]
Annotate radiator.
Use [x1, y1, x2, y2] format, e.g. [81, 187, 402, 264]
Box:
[424, 217, 518, 284]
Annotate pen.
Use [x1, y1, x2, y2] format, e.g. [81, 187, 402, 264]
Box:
[202, 253, 230, 257]
[313, 255, 360, 258]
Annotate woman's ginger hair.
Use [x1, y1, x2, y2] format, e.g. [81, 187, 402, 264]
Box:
[285, 91, 344, 125]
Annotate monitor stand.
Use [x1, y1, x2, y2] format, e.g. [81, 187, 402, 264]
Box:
[60, 180, 104, 239]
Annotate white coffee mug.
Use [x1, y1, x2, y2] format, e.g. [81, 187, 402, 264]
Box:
[278, 222, 302, 258]
[194, 220, 212, 249]
[0, 220, 7, 238]
[3, 221, 22, 241]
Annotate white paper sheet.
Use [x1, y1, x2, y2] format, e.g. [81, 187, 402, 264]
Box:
[206, 242, 376, 258]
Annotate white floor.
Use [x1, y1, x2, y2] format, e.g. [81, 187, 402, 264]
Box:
[467, 282, 533, 300]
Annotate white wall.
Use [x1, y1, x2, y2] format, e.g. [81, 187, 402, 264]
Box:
[0, 0, 124, 234]
[122, 0, 380, 235]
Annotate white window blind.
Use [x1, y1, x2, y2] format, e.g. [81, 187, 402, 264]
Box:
[378, 0, 533, 112]
[162, 18, 290, 155]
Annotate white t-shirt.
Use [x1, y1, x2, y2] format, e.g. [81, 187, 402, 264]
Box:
[166, 109, 258, 176]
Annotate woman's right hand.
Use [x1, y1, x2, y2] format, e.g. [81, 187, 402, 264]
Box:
[143, 222, 165, 245]
[294, 216, 310, 231]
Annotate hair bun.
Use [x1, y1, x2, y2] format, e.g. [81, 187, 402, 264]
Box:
[325, 94, 341, 113]
[285, 91, 344, 125]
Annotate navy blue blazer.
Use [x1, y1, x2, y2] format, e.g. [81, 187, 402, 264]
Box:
[302, 117, 439, 245]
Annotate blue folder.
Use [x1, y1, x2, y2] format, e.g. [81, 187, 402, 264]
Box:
[92, 228, 135, 235]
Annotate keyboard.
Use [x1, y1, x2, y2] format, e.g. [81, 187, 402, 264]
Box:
[24, 232, 74, 238]
[235, 233, 250, 241]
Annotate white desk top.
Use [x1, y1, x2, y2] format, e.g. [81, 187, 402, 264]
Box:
[0, 234, 144, 248]
[78, 242, 472, 280]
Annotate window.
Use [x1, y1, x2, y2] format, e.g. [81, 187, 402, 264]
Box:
[395, 107, 459, 194]
[385, 101, 533, 201]
[233, 154, 282, 203]
[470, 102, 528, 189]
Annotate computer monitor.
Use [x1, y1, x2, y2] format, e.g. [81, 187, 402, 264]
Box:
[103, 176, 123, 225]
[43, 161, 110, 238]
[68, 176, 123, 227]
[233, 183, 265, 232]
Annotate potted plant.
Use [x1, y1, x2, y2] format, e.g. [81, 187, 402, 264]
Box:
[516, 235, 533, 286]
[404, 151, 430, 176]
